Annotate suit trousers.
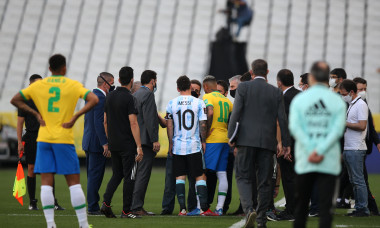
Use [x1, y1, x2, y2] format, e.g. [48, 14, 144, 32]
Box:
[85, 151, 107, 212]
[294, 173, 338, 228]
[103, 150, 135, 213]
[131, 146, 156, 210]
[235, 146, 274, 225]
[161, 153, 197, 212]
[278, 155, 296, 214]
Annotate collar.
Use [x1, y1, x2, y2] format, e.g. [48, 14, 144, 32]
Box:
[350, 96, 361, 105]
[116, 86, 131, 93]
[254, 76, 266, 80]
[51, 75, 64, 77]
[283, 86, 293, 94]
[141, 85, 151, 91]
[94, 87, 106, 96]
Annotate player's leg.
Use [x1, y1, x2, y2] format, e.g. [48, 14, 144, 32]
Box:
[173, 154, 187, 215]
[24, 133, 38, 210]
[53, 143, 89, 228]
[215, 143, 230, 214]
[203, 143, 219, 206]
[35, 142, 57, 228]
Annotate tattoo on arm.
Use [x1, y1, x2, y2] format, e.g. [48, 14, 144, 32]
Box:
[200, 120, 207, 142]
[206, 106, 213, 134]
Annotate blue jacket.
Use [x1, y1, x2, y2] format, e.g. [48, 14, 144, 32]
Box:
[289, 84, 346, 176]
[82, 88, 107, 152]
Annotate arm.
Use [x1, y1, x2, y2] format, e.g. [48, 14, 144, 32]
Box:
[277, 91, 291, 148]
[166, 119, 174, 156]
[62, 92, 99, 128]
[129, 114, 143, 162]
[158, 114, 167, 128]
[206, 106, 214, 135]
[11, 93, 45, 126]
[104, 113, 108, 138]
[93, 97, 109, 157]
[346, 120, 367, 131]
[16, 116, 25, 156]
[200, 120, 207, 153]
[276, 120, 283, 157]
[142, 93, 160, 151]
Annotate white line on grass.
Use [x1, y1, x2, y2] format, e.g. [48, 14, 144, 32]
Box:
[228, 218, 245, 228]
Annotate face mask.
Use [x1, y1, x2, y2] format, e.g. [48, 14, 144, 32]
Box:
[109, 85, 115, 92]
[329, 78, 337, 88]
[342, 94, 352, 103]
[230, 89, 236, 98]
[191, 90, 199, 98]
[153, 82, 157, 93]
[99, 75, 115, 93]
[358, 91, 366, 100]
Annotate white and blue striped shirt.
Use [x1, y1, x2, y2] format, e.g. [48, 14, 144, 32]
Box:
[166, 95, 207, 155]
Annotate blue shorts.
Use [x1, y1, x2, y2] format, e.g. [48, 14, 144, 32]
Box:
[204, 143, 230, 171]
[34, 142, 80, 175]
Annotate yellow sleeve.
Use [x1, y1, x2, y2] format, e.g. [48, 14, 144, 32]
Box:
[229, 100, 233, 113]
[203, 94, 214, 107]
[19, 81, 39, 101]
[75, 81, 90, 100]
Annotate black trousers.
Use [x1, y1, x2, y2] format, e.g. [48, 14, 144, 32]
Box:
[294, 173, 338, 228]
[278, 155, 296, 214]
[103, 150, 135, 213]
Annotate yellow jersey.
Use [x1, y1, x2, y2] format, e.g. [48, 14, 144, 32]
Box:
[203, 91, 233, 143]
[20, 76, 90, 144]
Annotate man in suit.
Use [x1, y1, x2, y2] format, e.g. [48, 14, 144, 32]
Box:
[228, 59, 290, 228]
[275, 69, 301, 221]
[131, 70, 160, 216]
[82, 72, 114, 215]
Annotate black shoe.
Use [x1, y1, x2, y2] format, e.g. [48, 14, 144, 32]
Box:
[54, 199, 65, 210]
[266, 210, 278, 221]
[120, 211, 142, 219]
[371, 211, 380, 216]
[160, 209, 172, 215]
[308, 210, 319, 217]
[28, 199, 38, 210]
[347, 210, 369, 217]
[100, 202, 116, 218]
[88, 210, 102, 216]
[244, 209, 257, 228]
[276, 210, 295, 221]
[336, 201, 351, 209]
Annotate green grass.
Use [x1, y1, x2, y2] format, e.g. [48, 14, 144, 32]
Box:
[1, 166, 380, 228]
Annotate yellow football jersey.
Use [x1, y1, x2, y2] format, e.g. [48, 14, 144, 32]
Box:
[20, 76, 90, 144]
[203, 91, 233, 143]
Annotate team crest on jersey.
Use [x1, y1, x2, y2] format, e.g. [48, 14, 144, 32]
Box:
[204, 99, 208, 104]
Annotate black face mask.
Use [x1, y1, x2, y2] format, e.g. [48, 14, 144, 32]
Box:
[191, 90, 199, 98]
[230, 89, 236, 98]
[99, 75, 115, 92]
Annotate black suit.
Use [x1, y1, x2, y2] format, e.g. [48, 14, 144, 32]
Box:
[278, 86, 300, 215]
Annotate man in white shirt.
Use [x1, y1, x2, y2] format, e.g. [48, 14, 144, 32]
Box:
[339, 79, 369, 217]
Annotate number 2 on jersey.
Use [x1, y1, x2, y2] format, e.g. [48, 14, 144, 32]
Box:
[48, 87, 60, 112]
[217, 101, 229, 123]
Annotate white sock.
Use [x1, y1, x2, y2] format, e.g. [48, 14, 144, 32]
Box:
[69, 184, 88, 228]
[41, 185, 56, 228]
[216, 171, 228, 210]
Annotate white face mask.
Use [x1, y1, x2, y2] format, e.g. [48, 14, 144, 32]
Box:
[329, 78, 337, 88]
[358, 91, 366, 100]
[342, 94, 352, 103]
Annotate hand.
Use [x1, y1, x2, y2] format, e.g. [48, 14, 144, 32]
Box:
[153, 142, 160, 153]
[273, 186, 279, 198]
[102, 144, 111, 157]
[202, 143, 206, 154]
[228, 141, 236, 147]
[276, 143, 283, 158]
[62, 116, 77, 129]
[136, 147, 143, 162]
[308, 151, 324, 164]
[283, 146, 292, 162]
[168, 144, 173, 156]
[36, 113, 46, 126]
[377, 144, 380, 153]
[18, 142, 24, 157]
[233, 147, 238, 157]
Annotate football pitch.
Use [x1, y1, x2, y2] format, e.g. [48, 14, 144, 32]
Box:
[1, 166, 380, 228]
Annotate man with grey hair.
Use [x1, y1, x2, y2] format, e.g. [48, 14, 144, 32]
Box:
[229, 75, 241, 98]
[83, 72, 114, 215]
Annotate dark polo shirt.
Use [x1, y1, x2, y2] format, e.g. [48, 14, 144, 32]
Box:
[18, 100, 39, 133]
[104, 86, 138, 151]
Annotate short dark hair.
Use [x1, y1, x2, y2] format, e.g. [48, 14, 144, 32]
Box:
[339, 79, 357, 94]
[300, 73, 309, 85]
[251, 59, 268, 76]
[277, 69, 294, 86]
[97, 72, 114, 86]
[190, 79, 202, 88]
[49, 54, 66, 72]
[217, 80, 229, 93]
[203, 75, 217, 84]
[330, 68, 347, 79]
[141, 70, 157, 85]
[310, 61, 330, 83]
[177, 75, 191, 91]
[353, 77, 367, 85]
[29, 74, 42, 83]
[119, 66, 134, 86]
[241, 72, 251, 82]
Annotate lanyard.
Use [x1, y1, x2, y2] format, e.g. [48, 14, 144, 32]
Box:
[346, 97, 361, 117]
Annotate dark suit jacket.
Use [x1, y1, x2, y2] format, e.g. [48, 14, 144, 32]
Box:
[366, 108, 380, 154]
[82, 88, 107, 152]
[228, 78, 290, 152]
[283, 86, 301, 153]
[133, 87, 159, 148]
